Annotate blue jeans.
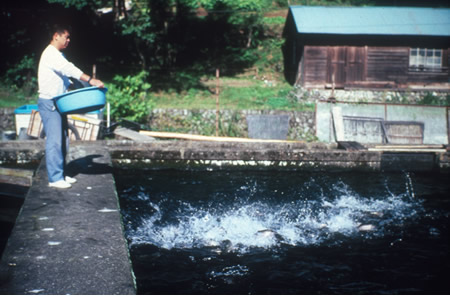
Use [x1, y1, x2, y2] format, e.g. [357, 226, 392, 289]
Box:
[38, 98, 69, 183]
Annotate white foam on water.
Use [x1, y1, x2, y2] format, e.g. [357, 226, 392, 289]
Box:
[209, 264, 250, 280]
[127, 180, 422, 253]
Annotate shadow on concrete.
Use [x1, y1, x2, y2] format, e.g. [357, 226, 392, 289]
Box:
[66, 154, 113, 176]
[380, 152, 437, 172]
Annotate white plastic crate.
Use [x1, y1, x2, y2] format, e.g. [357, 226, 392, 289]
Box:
[27, 110, 102, 141]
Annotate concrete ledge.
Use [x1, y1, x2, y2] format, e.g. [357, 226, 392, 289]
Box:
[107, 141, 449, 172]
[0, 145, 135, 295]
[1, 140, 449, 172]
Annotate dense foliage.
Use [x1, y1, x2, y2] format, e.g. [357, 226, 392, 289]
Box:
[106, 70, 153, 122]
[1, 0, 447, 119]
[3, 0, 445, 88]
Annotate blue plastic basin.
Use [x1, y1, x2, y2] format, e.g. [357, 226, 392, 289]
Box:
[53, 86, 107, 114]
[14, 104, 38, 114]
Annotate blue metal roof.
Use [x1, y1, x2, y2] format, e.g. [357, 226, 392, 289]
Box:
[289, 6, 450, 36]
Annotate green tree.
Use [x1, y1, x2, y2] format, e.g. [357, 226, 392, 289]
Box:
[47, 0, 105, 10]
[45, 0, 272, 72]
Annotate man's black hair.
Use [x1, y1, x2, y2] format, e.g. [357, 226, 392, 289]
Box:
[50, 24, 71, 39]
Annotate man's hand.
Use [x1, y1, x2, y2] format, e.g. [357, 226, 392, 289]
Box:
[80, 73, 105, 88]
[90, 78, 104, 88]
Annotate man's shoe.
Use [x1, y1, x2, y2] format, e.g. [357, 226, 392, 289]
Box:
[49, 180, 72, 189]
[65, 176, 77, 184]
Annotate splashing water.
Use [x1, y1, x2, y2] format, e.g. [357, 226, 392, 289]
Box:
[116, 170, 450, 294]
[123, 172, 422, 253]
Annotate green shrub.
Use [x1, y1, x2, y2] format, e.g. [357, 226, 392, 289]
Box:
[0, 86, 37, 108]
[106, 71, 153, 123]
[418, 92, 450, 106]
[2, 54, 37, 98]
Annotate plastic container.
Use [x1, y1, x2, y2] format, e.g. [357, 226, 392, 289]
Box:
[1, 131, 16, 141]
[53, 86, 107, 115]
[14, 104, 39, 135]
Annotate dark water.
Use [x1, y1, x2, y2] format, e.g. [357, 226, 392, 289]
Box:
[115, 170, 450, 294]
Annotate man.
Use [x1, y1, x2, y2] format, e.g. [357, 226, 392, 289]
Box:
[38, 25, 104, 189]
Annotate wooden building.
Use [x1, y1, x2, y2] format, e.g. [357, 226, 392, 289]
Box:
[283, 6, 450, 89]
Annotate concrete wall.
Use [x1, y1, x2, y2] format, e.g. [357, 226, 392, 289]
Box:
[316, 101, 449, 144]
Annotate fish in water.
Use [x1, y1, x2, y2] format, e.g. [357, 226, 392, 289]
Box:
[364, 211, 384, 218]
[204, 230, 284, 252]
[256, 229, 284, 242]
[356, 210, 385, 232]
[204, 239, 235, 254]
[358, 224, 376, 231]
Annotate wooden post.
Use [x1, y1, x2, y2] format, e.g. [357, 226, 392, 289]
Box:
[215, 68, 220, 137]
[332, 106, 345, 142]
[447, 106, 449, 146]
[107, 102, 111, 128]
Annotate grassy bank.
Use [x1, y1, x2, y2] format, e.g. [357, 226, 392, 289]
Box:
[0, 87, 37, 108]
[151, 77, 313, 111]
[0, 77, 314, 112]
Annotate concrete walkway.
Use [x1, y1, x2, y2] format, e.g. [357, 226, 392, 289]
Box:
[0, 145, 135, 295]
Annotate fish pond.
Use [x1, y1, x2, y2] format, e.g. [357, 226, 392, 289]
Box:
[115, 169, 449, 294]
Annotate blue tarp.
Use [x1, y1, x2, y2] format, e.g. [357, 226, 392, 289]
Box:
[290, 6, 450, 36]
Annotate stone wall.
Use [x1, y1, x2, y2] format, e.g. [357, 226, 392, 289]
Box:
[149, 109, 316, 141]
[1, 107, 316, 141]
[290, 86, 450, 105]
[0, 108, 15, 132]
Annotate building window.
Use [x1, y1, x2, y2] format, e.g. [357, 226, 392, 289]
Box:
[409, 48, 442, 70]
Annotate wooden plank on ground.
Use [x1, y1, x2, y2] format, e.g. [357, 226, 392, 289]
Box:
[0, 168, 34, 186]
[0, 168, 34, 178]
[369, 148, 447, 153]
[139, 130, 304, 143]
[332, 106, 345, 142]
[374, 145, 444, 149]
[114, 127, 155, 142]
[0, 175, 32, 187]
[338, 141, 367, 151]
